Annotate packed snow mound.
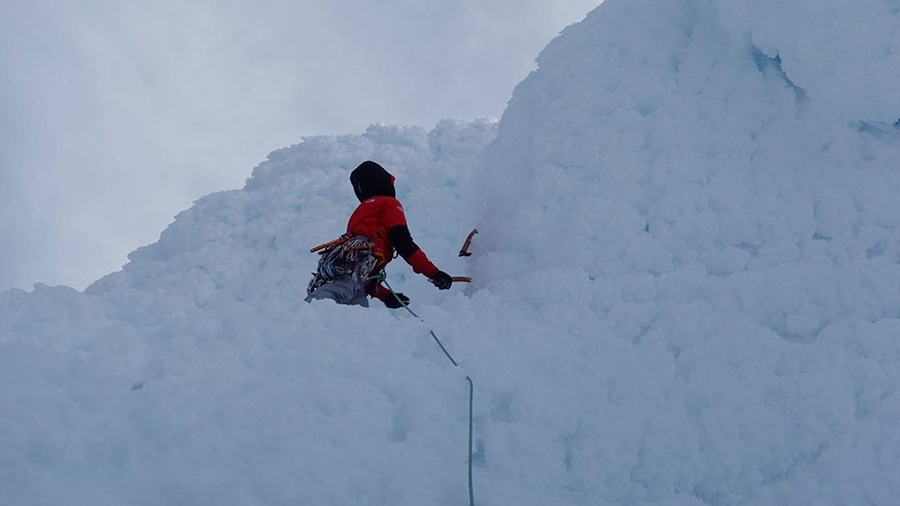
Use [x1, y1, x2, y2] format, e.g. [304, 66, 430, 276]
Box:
[88, 119, 495, 308]
[3, 0, 900, 505]
[0, 119, 498, 506]
[716, 0, 900, 123]
[474, 0, 900, 331]
[465, 0, 900, 503]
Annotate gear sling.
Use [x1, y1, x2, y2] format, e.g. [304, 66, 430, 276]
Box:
[307, 234, 387, 297]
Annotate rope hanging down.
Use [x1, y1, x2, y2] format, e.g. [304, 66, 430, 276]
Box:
[382, 278, 476, 506]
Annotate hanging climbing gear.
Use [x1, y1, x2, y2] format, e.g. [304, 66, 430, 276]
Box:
[310, 235, 350, 253]
[307, 234, 386, 295]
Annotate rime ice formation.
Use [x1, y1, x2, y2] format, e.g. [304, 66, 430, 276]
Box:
[3, 1, 900, 505]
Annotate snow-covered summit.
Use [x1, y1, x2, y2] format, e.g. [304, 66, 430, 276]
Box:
[3, 0, 900, 505]
[476, 0, 900, 334]
[468, 0, 900, 503]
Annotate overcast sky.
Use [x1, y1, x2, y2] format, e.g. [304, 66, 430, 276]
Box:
[1, 1, 599, 291]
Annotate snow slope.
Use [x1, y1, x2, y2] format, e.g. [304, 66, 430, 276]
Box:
[469, 0, 900, 504]
[0, 119, 496, 506]
[3, 0, 900, 505]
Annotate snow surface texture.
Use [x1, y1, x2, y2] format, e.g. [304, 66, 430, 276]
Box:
[0, 119, 496, 506]
[2, 1, 900, 505]
[471, 0, 900, 504]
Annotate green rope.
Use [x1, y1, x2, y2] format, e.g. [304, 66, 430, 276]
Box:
[466, 376, 475, 506]
[382, 278, 475, 506]
[366, 270, 387, 283]
[383, 279, 460, 366]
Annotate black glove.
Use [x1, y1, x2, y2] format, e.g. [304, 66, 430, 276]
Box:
[383, 292, 410, 309]
[431, 270, 453, 290]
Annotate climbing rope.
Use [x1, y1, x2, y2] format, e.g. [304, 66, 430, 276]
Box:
[382, 278, 476, 506]
[466, 375, 475, 506]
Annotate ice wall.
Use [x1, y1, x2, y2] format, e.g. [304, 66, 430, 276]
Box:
[466, 0, 900, 503]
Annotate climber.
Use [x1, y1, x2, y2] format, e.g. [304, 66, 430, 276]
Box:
[305, 160, 453, 308]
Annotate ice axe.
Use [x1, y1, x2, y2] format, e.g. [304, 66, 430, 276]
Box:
[426, 230, 478, 286]
[438, 228, 478, 285]
[458, 228, 478, 257]
[430, 276, 472, 287]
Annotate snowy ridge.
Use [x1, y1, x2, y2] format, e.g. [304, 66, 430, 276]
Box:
[468, 0, 900, 504]
[1, 120, 498, 505]
[4, 0, 900, 504]
[88, 119, 496, 305]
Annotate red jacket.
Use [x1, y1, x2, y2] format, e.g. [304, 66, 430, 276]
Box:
[347, 196, 439, 300]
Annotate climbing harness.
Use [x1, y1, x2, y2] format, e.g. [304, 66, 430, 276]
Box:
[307, 234, 385, 296]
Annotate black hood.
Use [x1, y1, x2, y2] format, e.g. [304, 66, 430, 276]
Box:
[350, 160, 396, 202]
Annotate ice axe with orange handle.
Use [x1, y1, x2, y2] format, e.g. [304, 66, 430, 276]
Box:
[442, 228, 478, 284]
[458, 228, 478, 257]
[429, 229, 478, 286]
[430, 276, 471, 287]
